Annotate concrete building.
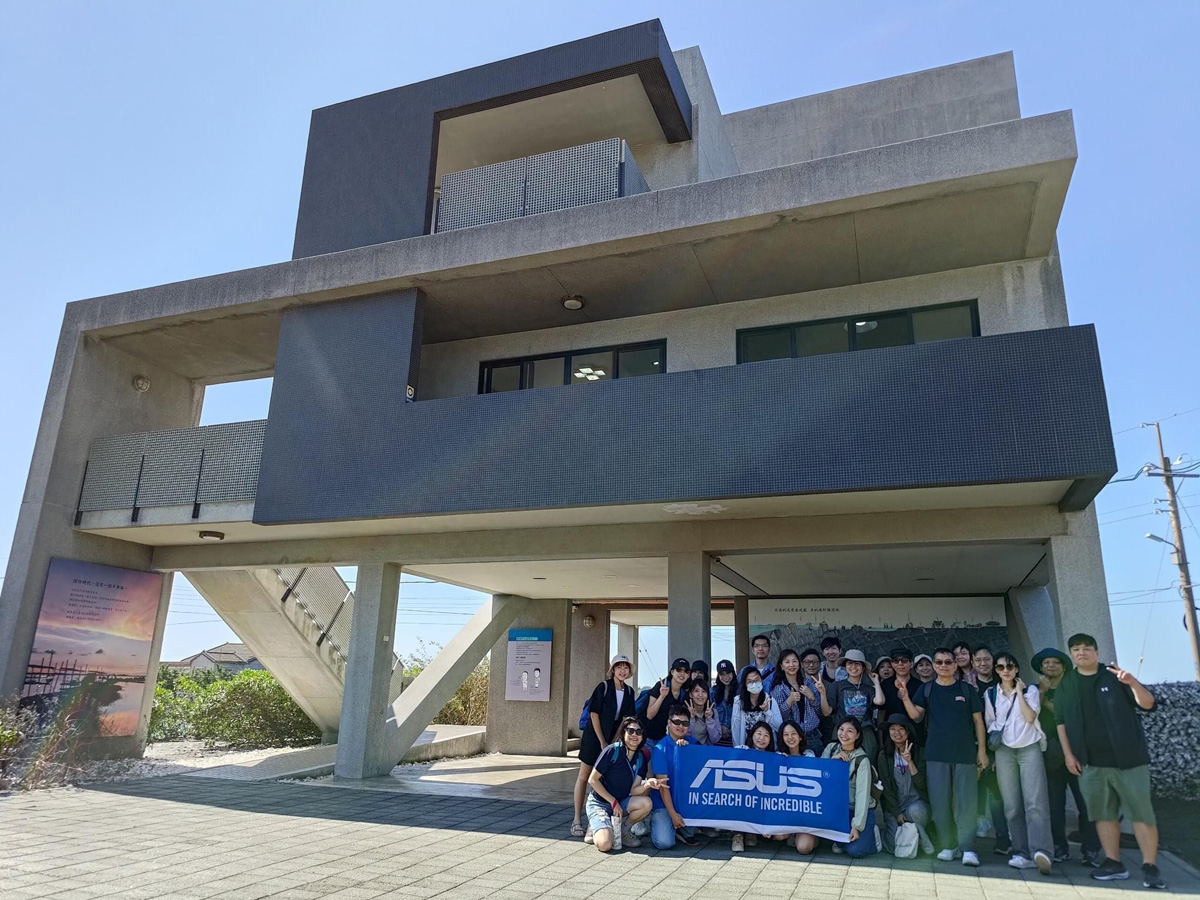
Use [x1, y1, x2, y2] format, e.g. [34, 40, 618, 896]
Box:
[0, 21, 1115, 775]
[165, 642, 265, 674]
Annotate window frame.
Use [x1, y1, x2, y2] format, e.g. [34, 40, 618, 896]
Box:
[735, 300, 980, 364]
[478, 339, 667, 393]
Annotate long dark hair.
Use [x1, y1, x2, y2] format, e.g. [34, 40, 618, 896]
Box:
[746, 720, 776, 752]
[777, 721, 807, 756]
[775, 649, 802, 690]
[738, 668, 769, 711]
[712, 661, 738, 706]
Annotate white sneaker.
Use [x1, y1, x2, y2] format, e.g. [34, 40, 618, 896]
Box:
[976, 817, 993, 838]
[832, 843, 845, 854]
[631, 820, 650, 838]
[1009, 854, 1036, 870]
[962, 851, 981, 867]
[1034, 850, 1052, 875]
[937, 849, 957, 861]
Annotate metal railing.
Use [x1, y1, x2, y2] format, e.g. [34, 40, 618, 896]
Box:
[433, 137, 648, 233]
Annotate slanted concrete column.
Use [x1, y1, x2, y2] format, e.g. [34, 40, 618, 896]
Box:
[617, 623, 638, 668]
[1046, 505, 1116, 660]
[668, 552, 711, 665]
[335, 563, 401, 779]
[568, 604, 609, 734]
[486, 598, 572, 755]
[1006, 586, 1059, 668]
[733, 597, 750, 671]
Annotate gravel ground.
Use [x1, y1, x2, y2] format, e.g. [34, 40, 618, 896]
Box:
[56, 741, 314, 785]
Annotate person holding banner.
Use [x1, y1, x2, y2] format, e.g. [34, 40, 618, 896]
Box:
[778, 721, 819, 854]
[649, 706, 701, 849]
[821, 717, 880, 857]
[731, 668, 782, 748]
[585, 717, 663, 852]
[732, 721, 779, 852]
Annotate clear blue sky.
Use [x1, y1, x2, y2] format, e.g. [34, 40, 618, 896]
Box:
[2, 2, 1197, 685]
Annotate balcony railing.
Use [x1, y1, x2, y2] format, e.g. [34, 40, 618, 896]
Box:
[433, 138, 648, 233]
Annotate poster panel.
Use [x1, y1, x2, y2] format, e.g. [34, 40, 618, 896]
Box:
[22, 558, 165, 738]
[505, 628, 552, 701]
[749, 596, 1008, 661]
[672, 744, 851, 840]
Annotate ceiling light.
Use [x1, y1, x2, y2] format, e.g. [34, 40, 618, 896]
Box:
[579, 367, 593, 374]
[854, 320, 878, 333]
[662, 502, 727, 516]
[198, 530, 225, 542]
[915, 577, 935, 582]
[532, 576, 547, 580]
[562, 295, 585, 310]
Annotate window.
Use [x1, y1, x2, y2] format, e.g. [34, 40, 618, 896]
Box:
[737, 301, 978, 364]
[480, 341, 665, 393]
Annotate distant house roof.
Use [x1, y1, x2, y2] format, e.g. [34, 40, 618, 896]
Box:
[165, 642, 259, 668]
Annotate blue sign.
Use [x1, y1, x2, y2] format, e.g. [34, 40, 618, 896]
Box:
[671, 744, 851, 839]
[507, 629, 552, 642]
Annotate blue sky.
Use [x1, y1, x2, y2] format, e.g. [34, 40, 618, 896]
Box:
[1, 2, 1197, 686]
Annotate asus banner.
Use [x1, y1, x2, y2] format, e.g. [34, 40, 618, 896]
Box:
[672, 744, 851, 840]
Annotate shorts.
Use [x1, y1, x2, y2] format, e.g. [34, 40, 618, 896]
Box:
[578, 729, 605, 767]
[585, 792, 632, 834]
[1080, 764, 1156, 826]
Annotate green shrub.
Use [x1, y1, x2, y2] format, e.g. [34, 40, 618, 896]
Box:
[398, 640, 489, 726]
[189, 670, 321, 749]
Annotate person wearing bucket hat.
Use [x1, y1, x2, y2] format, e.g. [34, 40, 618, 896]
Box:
[1032, 647, 1100, 865]
[877, 713, 936, 856]
[572, 654, 637, 838]
[875, 655, 895, 681]
[822, 649, 885, 760]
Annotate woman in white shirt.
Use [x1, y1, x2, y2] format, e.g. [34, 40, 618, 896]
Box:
[984, 652, 1053, 876]
[730, 668, 782, 749]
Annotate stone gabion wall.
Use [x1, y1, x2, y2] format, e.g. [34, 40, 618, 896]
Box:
[1143, 681, 1200, 800]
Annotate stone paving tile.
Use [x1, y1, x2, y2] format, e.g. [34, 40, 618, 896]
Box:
[2, 777, 1198, 900]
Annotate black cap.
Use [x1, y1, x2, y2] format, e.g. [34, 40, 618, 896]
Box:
[671, 657, 691, 671]
[885, 713, 915, 728]
[889, 647, 914, 661]
[716, 659, 735, 674]
[691, 659, 710, 673]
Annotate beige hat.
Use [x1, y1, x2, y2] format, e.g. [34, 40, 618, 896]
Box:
[608, 654, 633, 678]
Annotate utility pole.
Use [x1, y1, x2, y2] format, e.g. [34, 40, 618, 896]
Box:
[1145, 421, 1200, 680]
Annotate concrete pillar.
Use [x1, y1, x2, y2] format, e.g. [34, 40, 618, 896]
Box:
[734, 597, 750, 671]
[335, 563, 401, 780]
[386, 593, 529, 765]
[668, 551, 711, 665]
[1005, 586, 1059, 669]
[616, 623, 638, 668]
[486, 599, 572, 755]
[568, 604, 609, 734]
[1046, 505, 1116, 661]
[0, 316, 201, 747]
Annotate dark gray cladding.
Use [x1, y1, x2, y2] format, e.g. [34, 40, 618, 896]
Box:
[253, 325, 1115, 526]
[292, 20, 691, 259]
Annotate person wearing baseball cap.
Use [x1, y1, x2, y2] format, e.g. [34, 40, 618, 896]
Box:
[710, 659, 738, 745]
[572, 654, 637, 838]
[821, 649, 885, 760]
[914, 654, 935, 684]
[636, 657, 692, 742]
[1032, 647, 1100, 866]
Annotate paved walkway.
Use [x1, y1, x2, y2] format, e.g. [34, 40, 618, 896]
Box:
[2, 776, 1196, 900]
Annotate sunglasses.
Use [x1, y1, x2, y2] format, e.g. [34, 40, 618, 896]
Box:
[669, 718, 689, 727]
[893, 657, 912, 663]
[995, 663, 1016, 671]
[933, 659, 955, 666]
[625, 727, 643, 735]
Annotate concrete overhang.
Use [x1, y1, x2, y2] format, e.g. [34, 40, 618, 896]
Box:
[76, 112, 1076, 383]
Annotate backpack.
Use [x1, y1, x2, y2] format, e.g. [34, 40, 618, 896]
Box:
[578, 680, 610, 731]
[851, 754, 884, 805]
[607, 741, 652, 773]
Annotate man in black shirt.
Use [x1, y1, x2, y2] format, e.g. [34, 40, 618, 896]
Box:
[1056, 633, 1163, 889]
[902, 646, 988, 867]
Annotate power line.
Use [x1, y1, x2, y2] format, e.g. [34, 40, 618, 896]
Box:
[1114, 407, 1200, 435]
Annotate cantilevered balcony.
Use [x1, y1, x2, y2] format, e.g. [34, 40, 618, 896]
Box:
[74, 325, 1114, 545]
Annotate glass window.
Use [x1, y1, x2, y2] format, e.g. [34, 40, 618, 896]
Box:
[618, 346, 663, 378]
[488, 364, 521, 393]
[524, 356, 565, 390]
[741, 328, 791, 363]
[569, 351, 614, 384]
[853, 314, 909, 351]
[912, 304, 975, 343]
[796, 321, 850, 358]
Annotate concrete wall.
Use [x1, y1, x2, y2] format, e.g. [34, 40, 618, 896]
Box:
[724, 53, 1020, 174]
[486, 598, 573, 755]
[0, 316, 202, 755]
[419, 256, 1069, 400]
[567, 604, 610, 737]
[1047, 504, 1117, 660]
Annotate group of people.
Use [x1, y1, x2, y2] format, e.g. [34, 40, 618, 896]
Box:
[569, 632, 1166, 890]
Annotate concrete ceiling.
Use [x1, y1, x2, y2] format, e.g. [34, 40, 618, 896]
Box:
[719, 542, 1048, 595]
[435, 75, 663, 181]
[610, 608, 737, 627]
[406, 558, 743, 601]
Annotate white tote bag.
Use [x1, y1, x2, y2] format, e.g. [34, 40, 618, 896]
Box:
[893, 821, 920, 859]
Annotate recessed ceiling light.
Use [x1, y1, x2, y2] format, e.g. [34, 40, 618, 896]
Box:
[915, 577, 936, 582]
[662, 502, 727, 516]
[532, 577, 547, 580]
[198, 530, 225, 542]
[562, 295, 585, 310]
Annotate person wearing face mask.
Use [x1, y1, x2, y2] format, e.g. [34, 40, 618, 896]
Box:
[731, 668, 782, 749]
[1033, 647, 1100, 865]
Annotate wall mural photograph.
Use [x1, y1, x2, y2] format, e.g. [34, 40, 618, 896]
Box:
[21, 558, 164, 744]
